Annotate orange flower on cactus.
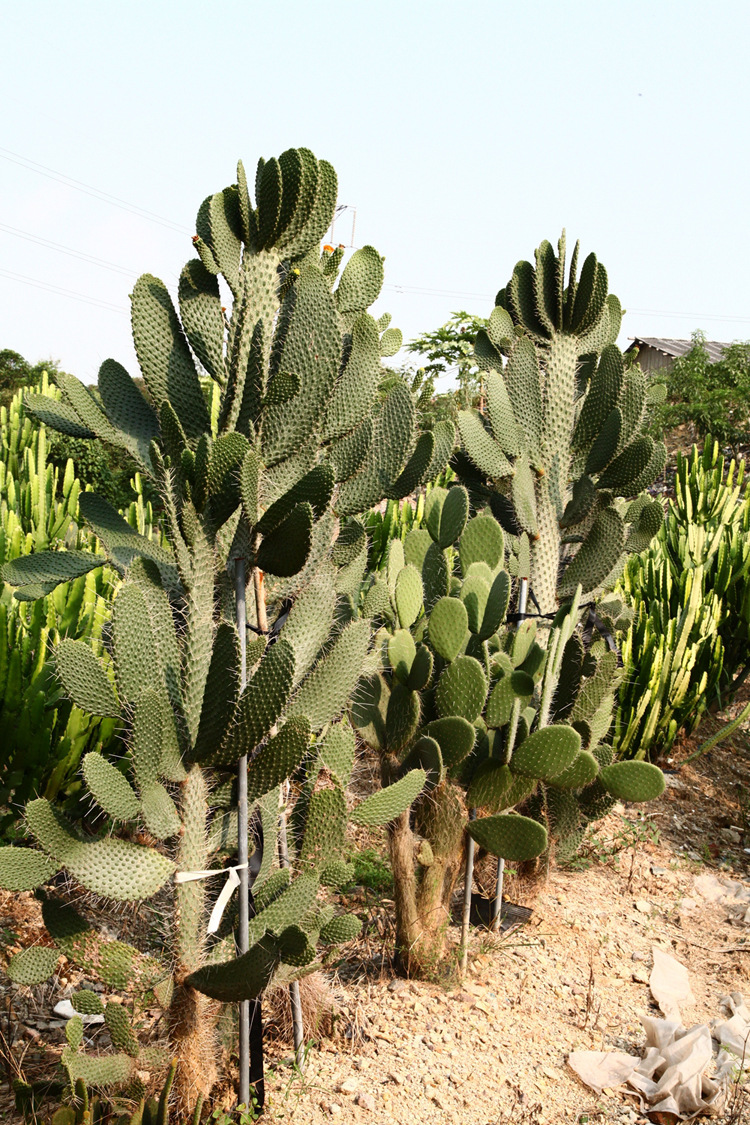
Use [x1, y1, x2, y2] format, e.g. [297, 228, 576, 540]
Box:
[323, 244, 335, 253]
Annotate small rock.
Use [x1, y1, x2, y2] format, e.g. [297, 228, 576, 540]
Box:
[720, 827, 741, 845]
[23, 1026, 41, 1041]
[432, 1092, 451, 1110]
[328, 1104, 342, 1116]
[631, 951, 646, 961]
[634, 899, 651, 914]
[338, 1078, 358, 1094]
[388, 978, 407, 993]
[650, 864, 668, 876]
[632, 968, 650, 984]
[680, 897, 698, 912]
[387, 1072, 403, 1086]
[453, 991, 475, 1005]
[355, 1093, 375, 1111]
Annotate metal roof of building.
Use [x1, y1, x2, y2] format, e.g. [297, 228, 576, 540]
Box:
[625, 337, 730, 364]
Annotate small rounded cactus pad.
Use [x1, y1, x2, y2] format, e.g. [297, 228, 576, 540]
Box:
[71, 989, 104, 1016]
[0, 846, 58, 891]
[351, 769, 426, 826]
[319, 913, 362, 944]
[468, 813, 548, 862]
[510, 726, 581, 780]
[459, 515, 505, 575]
[435, 656, 487, 722]
[429, 597, 469, 662]
[599, 760, 665, 802]
[421, 716, 476, 768]
[8, 945, 60, 985]
[55, 639, 120, 717]
[551, 750, 600, 790]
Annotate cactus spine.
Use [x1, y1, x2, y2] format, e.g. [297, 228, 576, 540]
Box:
[2, 149, 442, 1108]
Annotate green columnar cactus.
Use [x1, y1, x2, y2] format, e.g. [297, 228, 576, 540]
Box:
[352, 487, 664, 972]
[1, 149, 439, 1108]
[454, 234, 665, 614]
[614, 439, 750, 761]
[0, 374, 128, 829]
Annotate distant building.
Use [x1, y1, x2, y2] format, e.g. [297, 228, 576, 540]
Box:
[624, 337, 729, 374]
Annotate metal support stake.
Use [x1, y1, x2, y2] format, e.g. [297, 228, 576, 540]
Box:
[252, 566, 305, 1071]
[277, 785, 305, 1069]
[235, 559, 251, 1109]
[459, 809, 477, 978]
[492, 576, 529, 932]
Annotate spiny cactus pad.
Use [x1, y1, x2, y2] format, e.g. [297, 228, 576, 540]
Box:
[26, 799, 174, 901]
[468, 813, 548, 862]
[55, 640, 120, 718]
[0, 846, 59, 891]
[599, 761, 665, 802]
[429, 597, 469, 662]
[421, 717, 476, 768]
[510, 726, 581, 780]
[82, 754, 141, 821]
[246, 717, 311, 804]
[351, 769, 426, 826]
[435, 656, 487, 722]
[7, 945, 60, 985]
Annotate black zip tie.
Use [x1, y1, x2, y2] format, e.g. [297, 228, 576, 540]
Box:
[506, 589, 623, 666]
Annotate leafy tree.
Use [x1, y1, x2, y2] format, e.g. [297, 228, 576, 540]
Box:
[0, 349, 33, 409]
[407, 310, 488, 408]
[655, 330, 750, 455]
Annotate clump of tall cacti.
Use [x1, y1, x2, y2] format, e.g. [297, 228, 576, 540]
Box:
[0, 374, 125, 829]
[455, 233, 665, 614]
[615, 438, 750, 761]
[1, 149, 443, 1108]
[352, 484, 664, 974]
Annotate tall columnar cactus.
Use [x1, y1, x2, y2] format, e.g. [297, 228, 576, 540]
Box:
[351, 484, 663, 974]
[0, 375, 126, 827]
[1, 149, 440, 1109]
[614, 439, 750, 761]
[455, 234, 665, 614]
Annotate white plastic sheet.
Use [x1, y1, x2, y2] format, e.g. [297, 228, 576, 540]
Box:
[567, 948, 750, 1118]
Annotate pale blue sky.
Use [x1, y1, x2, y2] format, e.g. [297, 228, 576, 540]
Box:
[2, 0, 749, 388]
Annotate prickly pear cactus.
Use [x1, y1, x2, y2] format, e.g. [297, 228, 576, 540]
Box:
[454, 233, 665, 614]
[1, 149, 440, 1107]
[352, 487, 664, 971]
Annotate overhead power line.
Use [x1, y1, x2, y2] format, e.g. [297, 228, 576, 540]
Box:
[0, 146, 191, 236]
[0, 223, 138, 278]
[0, 268, 128, 315]
[3, 149, 750, 329]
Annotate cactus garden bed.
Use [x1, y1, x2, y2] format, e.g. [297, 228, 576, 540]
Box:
[2, 704, 748, 1125]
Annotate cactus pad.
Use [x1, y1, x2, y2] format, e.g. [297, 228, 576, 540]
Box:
[510, 726, 581, 780]
[7, 945, 60, 985]
[435, 656, 487, 722]
[429, 597, 469, 662]
[351, 769, 426, 826]
[0, 846, 58, 891]
[599, 761, 665, 802]
[468, 813, 548, 862]
[55, 640, 120, 718]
